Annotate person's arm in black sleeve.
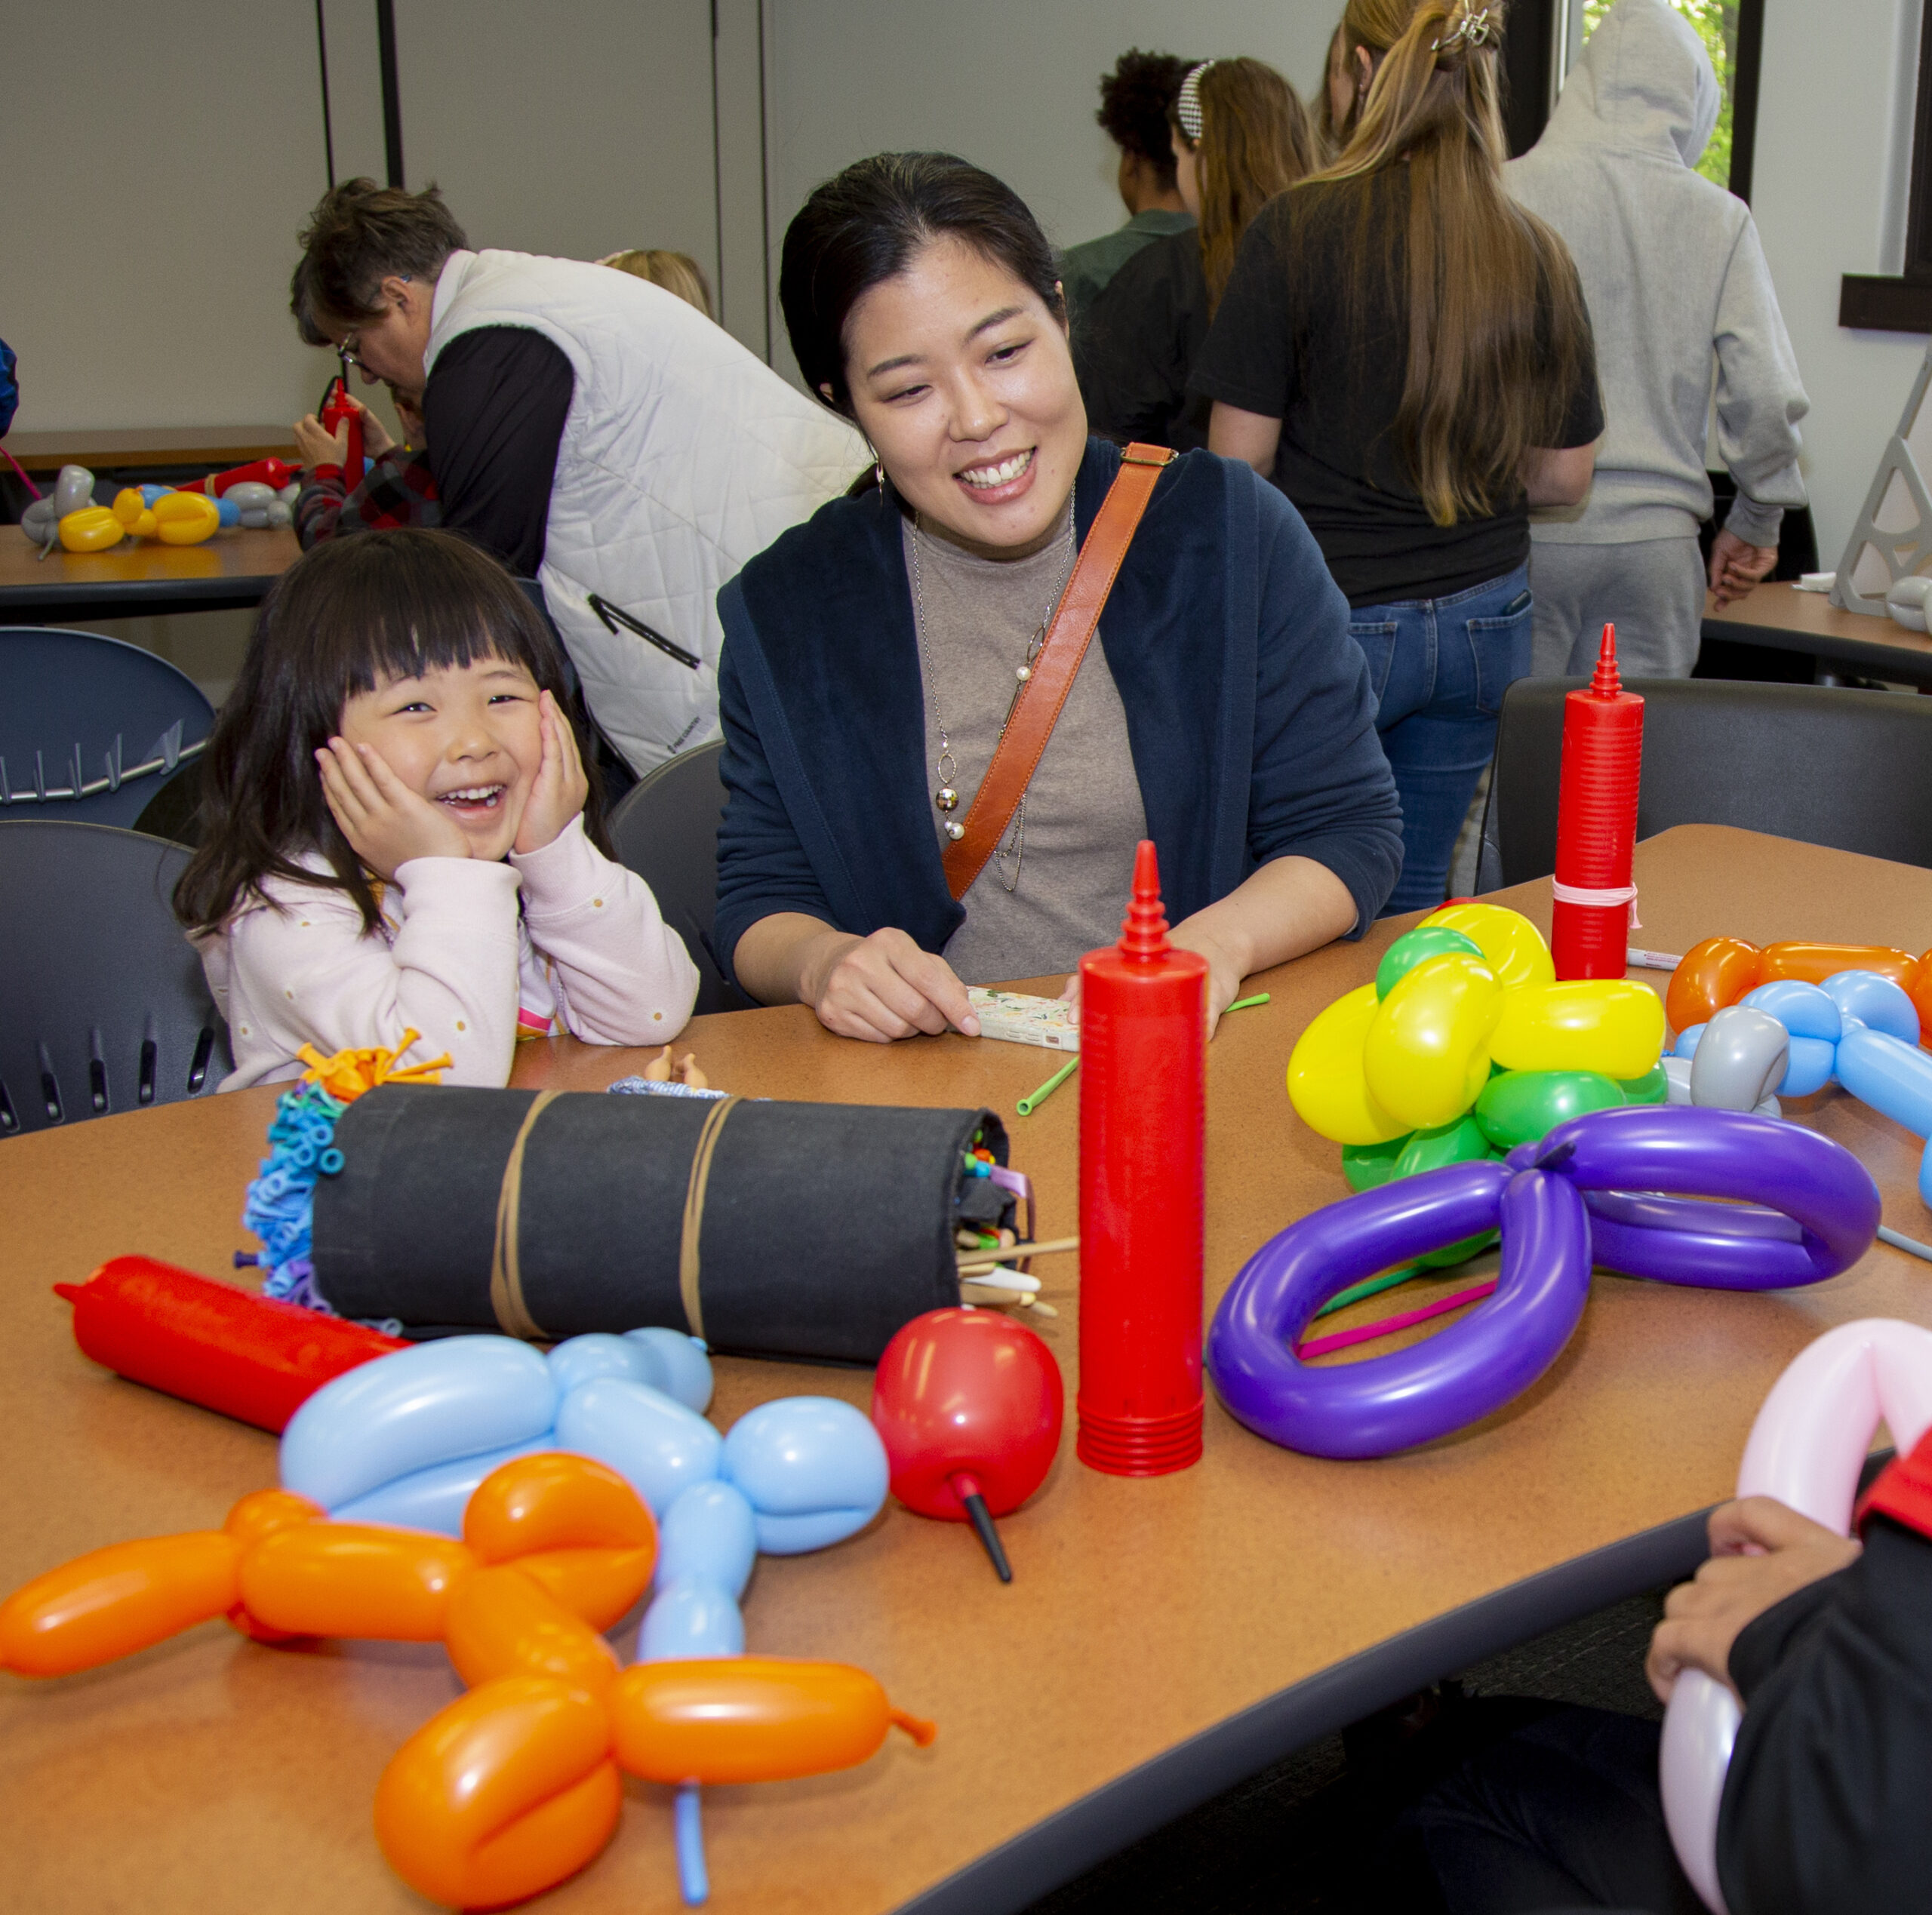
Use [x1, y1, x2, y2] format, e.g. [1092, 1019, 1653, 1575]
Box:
[1715, 1452, 1932, 1913]
[1077, 242, 1193, 450]
[421, 327, 574, 576]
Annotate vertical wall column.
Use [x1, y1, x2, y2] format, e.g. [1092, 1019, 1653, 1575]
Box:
[712, 0, 774, 363]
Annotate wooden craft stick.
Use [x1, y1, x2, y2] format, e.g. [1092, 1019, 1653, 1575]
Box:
[955, 1236, 1078, 1265]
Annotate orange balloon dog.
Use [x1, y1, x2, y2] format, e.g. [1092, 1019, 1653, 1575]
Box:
[0, 1452, 934, 1907]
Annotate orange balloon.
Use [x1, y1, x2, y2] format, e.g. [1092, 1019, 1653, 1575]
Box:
[1912, 950, 1932, 1051]
[464, 1453, 656, 1566]
[611, 1657, 935, 1786]
[238, 1525, 475, 1641]
[512, 1546, 657, 1632]
[0, 1532, 240, 1677]
[374, 1676, 621, 1910]
[225, 1489, 324, 1547]
[1761, 940, 1918, 990]
[1665, 937, 1762, 1034]
[445, 1565, 619, 1695]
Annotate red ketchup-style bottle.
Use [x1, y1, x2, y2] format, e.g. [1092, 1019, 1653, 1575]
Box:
[319, 376, 366, 486]
[1075, 840, 1207, 1476]
[1551, 623, 1644, 980]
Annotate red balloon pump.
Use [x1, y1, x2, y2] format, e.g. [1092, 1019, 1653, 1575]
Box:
[1551, 623, 1644, 981]
[1076, 840, 1208, 1475]
[320, 373, 367, 486]
[870, 1308, 1063, 1583]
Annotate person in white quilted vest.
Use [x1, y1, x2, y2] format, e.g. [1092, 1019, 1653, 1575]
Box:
[291, 179, 870, 774]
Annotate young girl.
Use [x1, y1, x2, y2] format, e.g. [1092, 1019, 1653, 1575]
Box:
[175, 529, 700, 1090]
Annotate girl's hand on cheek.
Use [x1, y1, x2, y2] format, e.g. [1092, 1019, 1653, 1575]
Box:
[316, 737, 471, 880]
[513, 690, 590, 855]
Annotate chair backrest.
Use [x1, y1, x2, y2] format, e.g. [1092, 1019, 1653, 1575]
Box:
[1478, 678, 1932, 891]
[0, 822, 230, 1136]
[604, 739, 748, 1016]
[0, 626, 214, 829]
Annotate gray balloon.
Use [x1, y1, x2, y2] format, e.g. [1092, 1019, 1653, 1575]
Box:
[1689, 1004, 1790, 1111]
[238, 506, 271, 529]
[21, 497, 58, 543]
[225, 481, 277, 512]
[1660, 1054, 1695, 1105]
[266, 498, 293, 527]
[53, 463, 95, 516]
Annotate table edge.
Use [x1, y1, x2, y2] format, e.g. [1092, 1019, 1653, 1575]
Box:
[1704, 607, 1932, 679]
[897, 1504, 1713, 1915]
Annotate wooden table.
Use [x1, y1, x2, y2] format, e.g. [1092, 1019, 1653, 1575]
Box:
[1704, 579, 1932, 686]
[0, 524, 300, 625]
[4, 427, 299, 475]
[5, 824, 1932, 1915]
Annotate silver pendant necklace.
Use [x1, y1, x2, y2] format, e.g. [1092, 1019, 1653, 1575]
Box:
[907, 505, 1078, 893]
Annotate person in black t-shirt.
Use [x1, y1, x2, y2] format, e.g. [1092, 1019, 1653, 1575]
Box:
[1077, 57, 1315, 454]
[1194, 0, 1601, 915]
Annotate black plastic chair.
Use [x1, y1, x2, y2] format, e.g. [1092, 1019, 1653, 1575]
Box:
[0, 626, 214, 829]
[0, 822, 230, 1136]
[605, 739, 748, 1017]
[1475, 678, 1932, 892]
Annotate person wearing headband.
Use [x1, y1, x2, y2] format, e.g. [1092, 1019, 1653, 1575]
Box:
[1078, 57, 1317, 454]
[1195, 0, 1603, 916]
[714, 153, 1402, 1044]
[1059, 50, 1198, 326]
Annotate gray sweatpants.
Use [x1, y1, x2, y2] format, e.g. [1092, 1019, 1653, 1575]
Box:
[1527, 536, 1706, 678]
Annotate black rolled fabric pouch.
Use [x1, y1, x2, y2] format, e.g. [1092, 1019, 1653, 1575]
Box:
[310, 1084, 1013, 1363]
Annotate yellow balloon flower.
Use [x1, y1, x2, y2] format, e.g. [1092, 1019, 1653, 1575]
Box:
[1363, 952, 1503, 1130]
[1286, 982, 1410, 1145]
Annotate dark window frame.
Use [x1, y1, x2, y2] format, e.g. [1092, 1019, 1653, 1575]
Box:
[1842, 0, 1932, 330]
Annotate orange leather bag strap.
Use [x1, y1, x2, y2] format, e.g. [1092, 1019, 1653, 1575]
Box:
[941, 443, 1176, 901]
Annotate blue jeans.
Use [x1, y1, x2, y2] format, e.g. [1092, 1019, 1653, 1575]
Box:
[1349, 564, 1534, 918]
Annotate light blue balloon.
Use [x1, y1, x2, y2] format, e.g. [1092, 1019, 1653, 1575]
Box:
[216, 496, 241, 527]
[281, 1336, 556, 1511]
[548, 1333, 646, 1399]
[330, 1435, 554, 1535]
[1920, 1139, 1932, 1212]
[658, 1480, 758, 1597]
[1823, 970, 1920, 1046]
[1741, 980, 1842, 1044]
[624, 1327, 714, 1413]
[553, 1376, 722, 1516]
[139, 484, 172, 506]
[1838, 1026, 1932, 1139]
[1777, 1035, 1838, 1099]
[638, 1578, 745, 1661]
[1673, 1025, 1705, 1058]
[722, 1397, 888, 1555]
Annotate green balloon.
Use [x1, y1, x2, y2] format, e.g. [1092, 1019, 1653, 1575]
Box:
[1393, 1116, 1504, 1265]
[1475, 1069, 1626, 1150]
[1617, 1063, 1670, 1107]
[1393, 1113, 1493, 1177]
[1374, 925, 1485, 1000]
[1341, 1133, 1411, 1191]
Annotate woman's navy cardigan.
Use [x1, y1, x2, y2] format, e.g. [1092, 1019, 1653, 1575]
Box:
[713, 438, 1402, 984]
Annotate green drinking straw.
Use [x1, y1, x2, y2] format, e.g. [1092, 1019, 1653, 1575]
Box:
[1312, 1262, 1426, 1320]
[1017, 1055, 1079, 1116]
[1225, 992, 1272, 1013]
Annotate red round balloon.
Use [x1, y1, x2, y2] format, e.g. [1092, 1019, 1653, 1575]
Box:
[871, 1308, 1063, 1520]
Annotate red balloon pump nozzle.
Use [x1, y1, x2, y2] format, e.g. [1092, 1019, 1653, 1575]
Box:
[947, 1471, 1014, 1582]
[1589, 622, 1623, 699]
[1119, 839, 1171, 961]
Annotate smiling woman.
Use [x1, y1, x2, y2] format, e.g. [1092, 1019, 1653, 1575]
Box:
[713, 153, 1405, 1046]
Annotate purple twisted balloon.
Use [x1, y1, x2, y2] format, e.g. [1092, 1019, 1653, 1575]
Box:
[1208, 1107, 1880, 1459]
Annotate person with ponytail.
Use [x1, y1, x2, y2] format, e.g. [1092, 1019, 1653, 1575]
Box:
[1078, 58, 1317, 453]
[1195, 1, 1602, 914]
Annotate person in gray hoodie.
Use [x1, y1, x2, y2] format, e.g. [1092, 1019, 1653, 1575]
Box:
[1506, 0, 1808, 677]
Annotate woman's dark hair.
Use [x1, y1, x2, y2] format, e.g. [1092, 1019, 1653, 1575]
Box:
[780, 153, 1064, 418]
[291, 178, 468, 344]
[174, 530, 605, 939]
[1097, 49, 1193, 189]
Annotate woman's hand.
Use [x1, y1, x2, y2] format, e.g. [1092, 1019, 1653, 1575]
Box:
[292, 402, 395, 472]
[1169, 922, 1251, 1038]
[804, 927, 979, 1044]
[1645, 1496, 1863, 1704]
[316, 736, 471, 880]
[513, 691, 589, 855]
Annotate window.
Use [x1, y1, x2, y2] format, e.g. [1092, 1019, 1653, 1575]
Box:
[1841, 0, 1932, 331]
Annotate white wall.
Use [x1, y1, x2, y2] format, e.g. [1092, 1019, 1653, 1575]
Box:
[759, 1, 1338, 383]
[0, 8, 334, 433]
[1747, 0, 1930, 568]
